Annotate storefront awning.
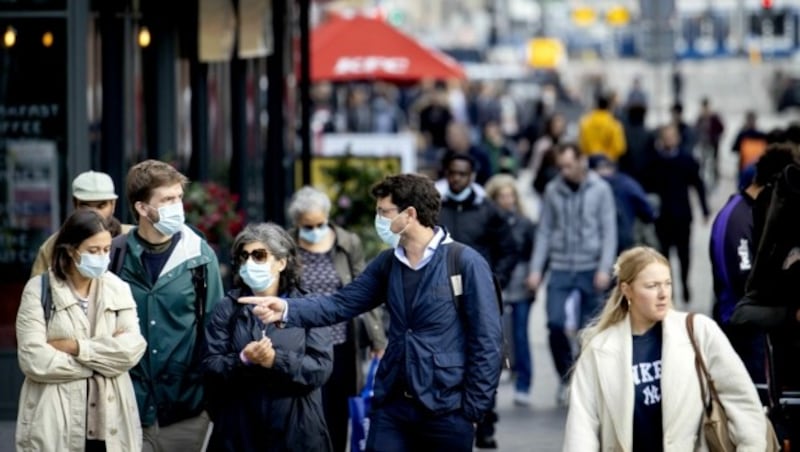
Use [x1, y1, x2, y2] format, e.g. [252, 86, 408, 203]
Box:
[311, 16, 465, 83]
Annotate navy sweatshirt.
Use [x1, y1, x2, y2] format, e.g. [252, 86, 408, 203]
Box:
[709, 192, 755, 323]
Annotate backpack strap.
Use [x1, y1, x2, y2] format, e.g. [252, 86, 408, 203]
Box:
[446, 242, 466, 310]
[41, 273, 53, 326]
[109, 233, 128, 276]
[192, 264, 208, 339]
[446, 241, 504, 312]
[446, 241, 509, 368]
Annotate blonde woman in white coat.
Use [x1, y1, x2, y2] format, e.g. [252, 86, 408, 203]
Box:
[16, 210, 146, 452]
[563, 246, 767, 452]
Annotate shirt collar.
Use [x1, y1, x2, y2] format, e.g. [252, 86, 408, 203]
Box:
[394, 226, 452, 270]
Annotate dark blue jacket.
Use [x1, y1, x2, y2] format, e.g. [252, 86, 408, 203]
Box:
[439, 189, 517, 289]
[202, 287, 333, 452]
[285, 238, 502, 422]
[709, 193, 755, 324]
[647, 148, 709, 221]
[600, 171, 656, 253]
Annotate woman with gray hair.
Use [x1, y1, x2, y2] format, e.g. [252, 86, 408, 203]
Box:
[287, 186, 388, 452]
[201, 222, 334, 451]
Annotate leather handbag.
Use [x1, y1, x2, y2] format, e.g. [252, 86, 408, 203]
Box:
[686, 313, 780, 452]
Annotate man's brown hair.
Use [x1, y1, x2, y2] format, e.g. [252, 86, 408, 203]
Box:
[371, 174, 441, 228]
[126, 160, 188, 220]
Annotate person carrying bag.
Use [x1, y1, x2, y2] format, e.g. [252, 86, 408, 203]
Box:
[686, 312, 780, 452]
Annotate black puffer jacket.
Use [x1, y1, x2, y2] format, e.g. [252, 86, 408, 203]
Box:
[439, 189, 517, 288]
[202, 287, 334, 452]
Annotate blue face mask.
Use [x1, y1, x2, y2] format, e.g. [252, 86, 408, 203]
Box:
[239, 261, 275, 292]
[76, 252, 110, 279]
[151, 202, 185, 237]
[298, 224, 330, 244]
[447, 186, 472, 202]
[374, 212, 408, 248]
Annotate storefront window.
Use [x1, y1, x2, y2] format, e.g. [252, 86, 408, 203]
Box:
[0, 17, 67, 349]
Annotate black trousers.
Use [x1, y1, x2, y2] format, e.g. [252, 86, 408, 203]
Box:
[322, 341, 357, 452]
[655, 218, 692, 301]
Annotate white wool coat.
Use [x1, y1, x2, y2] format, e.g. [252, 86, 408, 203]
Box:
[563, 310, 767, 452]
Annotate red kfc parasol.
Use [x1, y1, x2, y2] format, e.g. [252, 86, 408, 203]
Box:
[311, 16, 465, 83]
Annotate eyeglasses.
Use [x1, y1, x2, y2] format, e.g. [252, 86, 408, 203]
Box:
[237, 248, 269, 264]
[300, 222, 328, 231]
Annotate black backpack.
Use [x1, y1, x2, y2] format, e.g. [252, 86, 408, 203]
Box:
[380, 241, 509, 368]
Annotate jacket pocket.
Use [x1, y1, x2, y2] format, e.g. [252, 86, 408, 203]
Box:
[433, 352, 465, 390]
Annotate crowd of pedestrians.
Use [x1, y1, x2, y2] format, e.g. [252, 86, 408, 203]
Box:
[14, 72, 800, 451]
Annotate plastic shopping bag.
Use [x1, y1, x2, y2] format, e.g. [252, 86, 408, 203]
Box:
[348, 357, 380, 452]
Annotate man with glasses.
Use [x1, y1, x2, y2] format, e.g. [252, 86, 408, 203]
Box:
[287, 186, 388, 452]
[112, 160, 223, 452]
[242, 174, 503, 452]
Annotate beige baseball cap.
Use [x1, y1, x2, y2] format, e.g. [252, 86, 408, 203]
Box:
[72, 171, 118, 201]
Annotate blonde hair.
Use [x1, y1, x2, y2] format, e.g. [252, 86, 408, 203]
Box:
[580, 246, 671, 347]
[484, 174, 524, 214]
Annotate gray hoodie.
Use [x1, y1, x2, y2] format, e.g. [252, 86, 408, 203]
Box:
[530, 171, 617, 275]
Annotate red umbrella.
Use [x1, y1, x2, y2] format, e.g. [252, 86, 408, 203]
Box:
[311, 16, 465, 83]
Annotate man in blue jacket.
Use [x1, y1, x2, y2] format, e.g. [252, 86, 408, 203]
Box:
[243, 174, 503, 452]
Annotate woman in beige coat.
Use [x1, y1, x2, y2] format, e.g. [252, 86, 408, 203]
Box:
[564, 246, 767, 452]
[16, 210, 146, 452]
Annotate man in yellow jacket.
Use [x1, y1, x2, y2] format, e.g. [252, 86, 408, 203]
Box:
[30, 170, 132, 277]
[578, 95, 627, 162]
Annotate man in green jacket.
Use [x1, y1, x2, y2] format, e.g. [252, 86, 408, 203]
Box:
[113, 160, 223, 452]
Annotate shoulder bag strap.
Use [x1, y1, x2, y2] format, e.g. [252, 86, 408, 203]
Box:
[686, 312, 722, 413]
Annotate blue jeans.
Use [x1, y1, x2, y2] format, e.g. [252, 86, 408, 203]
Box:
[546, 270, 602, 381]
[366, 397, 474, 452]
[509, 300, 534, 393]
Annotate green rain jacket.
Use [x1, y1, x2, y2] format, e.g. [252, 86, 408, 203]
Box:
[115, 225, 223, 427]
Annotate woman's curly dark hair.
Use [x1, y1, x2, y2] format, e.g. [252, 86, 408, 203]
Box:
[230, 222, 301, 295]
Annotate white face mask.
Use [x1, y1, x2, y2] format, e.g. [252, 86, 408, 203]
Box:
[374, 211, 409, 248]
[76, 252, 110, 279]
[148, 202, 185, 237]
[239, 261, 275, 292]
[298, 224, 330, 244]
[447, 186, 472, 202]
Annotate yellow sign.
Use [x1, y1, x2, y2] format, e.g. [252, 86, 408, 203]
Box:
[294, 156, 400, 195]
[526, 38, 566, 69]
[572, 7, 596, 26]
[606, 6, 630, 27]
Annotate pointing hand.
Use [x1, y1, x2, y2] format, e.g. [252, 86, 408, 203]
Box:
[239, 296, 287, 325]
